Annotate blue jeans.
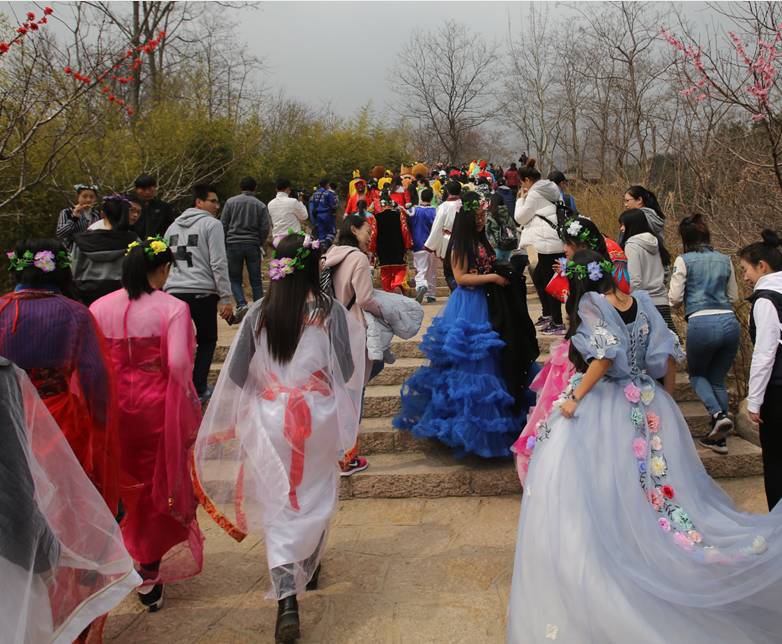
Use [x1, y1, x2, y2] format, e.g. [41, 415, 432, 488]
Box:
[227, 243, 263, 307]
[686, 313, 740, 415]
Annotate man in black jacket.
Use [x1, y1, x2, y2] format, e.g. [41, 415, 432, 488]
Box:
[132, 174, 176, 238]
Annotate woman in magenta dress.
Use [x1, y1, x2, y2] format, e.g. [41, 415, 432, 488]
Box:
[90, 236, 204, 612]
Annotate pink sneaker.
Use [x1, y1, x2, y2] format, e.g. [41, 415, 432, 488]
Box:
[340, 456, 369, 477]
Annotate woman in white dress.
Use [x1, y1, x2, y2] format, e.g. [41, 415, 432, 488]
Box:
[193, 231, 365, 643]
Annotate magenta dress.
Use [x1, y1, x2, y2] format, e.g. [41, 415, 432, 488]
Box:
[511, 339, 575, 485]
[90, 289, 204, 586]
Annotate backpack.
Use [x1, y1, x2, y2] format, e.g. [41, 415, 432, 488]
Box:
[494, 204, 518, 251]
[320, 248, 359, 310]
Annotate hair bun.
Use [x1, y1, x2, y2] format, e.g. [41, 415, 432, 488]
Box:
[525, 158, 537, 169]
[761, 229, 782, 247]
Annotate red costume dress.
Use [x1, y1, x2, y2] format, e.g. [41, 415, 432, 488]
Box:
[0, 288, 120, 512]
[90, 289, 204, 586]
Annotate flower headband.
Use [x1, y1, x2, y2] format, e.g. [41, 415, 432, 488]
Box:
[74, 183, 99, 193]
[269, 229, 320, 281]
[127, 236, 169, 258]
[461, 199, 480, 214]
[560, 218, 600, 250]
[7, 249, 71, 273]
[564, 258, 614, 282]
[104, 193, 130, 205]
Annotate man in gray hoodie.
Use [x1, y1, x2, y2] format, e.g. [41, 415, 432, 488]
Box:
[222, 176, 270, 314]
[164, 184, 234, 401]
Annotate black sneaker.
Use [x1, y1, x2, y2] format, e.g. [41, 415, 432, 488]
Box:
[415, 286, 427, 303]
[138, 584, 164, 612]
[699, 437, 728, 455]
[707, 412, 733, 440]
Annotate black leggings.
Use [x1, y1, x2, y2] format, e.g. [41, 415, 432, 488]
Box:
[760, 385, 782, 510]
[533, 252, 564, 325]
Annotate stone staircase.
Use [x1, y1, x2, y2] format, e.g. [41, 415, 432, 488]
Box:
[213, 264, 763, 501]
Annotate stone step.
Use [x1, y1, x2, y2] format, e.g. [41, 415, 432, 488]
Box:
[359, 399, 713, 456]
[339, 436, 763, 499]
[360, 375, 701, 420]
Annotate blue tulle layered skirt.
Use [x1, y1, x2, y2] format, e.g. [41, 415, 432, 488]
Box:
[393, 286, 532, 458]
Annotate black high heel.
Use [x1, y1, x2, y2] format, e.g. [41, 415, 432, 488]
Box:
[275, 595, 300, 643]
[306, 564, 321, 591]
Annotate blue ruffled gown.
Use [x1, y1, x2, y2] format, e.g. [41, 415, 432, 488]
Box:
[393, 247, 534, 458]
[508, 291, 782, 643]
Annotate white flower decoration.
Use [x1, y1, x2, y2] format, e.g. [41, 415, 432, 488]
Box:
[545, 624, 559, 640]
[566, 221, 582, 236]
[751, 535, 768, 555]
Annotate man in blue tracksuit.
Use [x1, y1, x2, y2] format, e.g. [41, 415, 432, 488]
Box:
[308, 178, 338, 249]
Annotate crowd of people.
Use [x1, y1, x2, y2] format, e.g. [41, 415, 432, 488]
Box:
[2, 156, 782, 643]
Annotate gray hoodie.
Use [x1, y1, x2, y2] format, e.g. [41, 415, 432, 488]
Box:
[625, 232, 667, 305]
[163, 208, 232, 304]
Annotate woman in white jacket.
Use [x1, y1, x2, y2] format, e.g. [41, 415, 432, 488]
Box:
[514, 159, 565, 334]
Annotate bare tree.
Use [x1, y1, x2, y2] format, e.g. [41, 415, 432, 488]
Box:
[504, 6, 563, 169]
[395, 20, 498, 164]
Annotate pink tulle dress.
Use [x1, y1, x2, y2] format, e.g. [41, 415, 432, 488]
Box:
[511, 339, 575, 485]
[90, 289, 204, 587]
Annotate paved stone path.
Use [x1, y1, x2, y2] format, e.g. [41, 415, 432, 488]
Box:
[105, 477, 768, 643]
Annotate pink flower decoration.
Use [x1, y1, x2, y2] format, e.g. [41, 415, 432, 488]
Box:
[674, 532, 694, 551]
[632, 437, 647, 459]
[624, 383, 641, 404]
[646, 412, 660, 432]
[658, 517, 671, 532]
[647, 489, 663, 512]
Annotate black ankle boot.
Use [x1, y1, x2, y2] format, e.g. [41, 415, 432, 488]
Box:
[275, 595, 300, 643]
[306, 564, 321, 591]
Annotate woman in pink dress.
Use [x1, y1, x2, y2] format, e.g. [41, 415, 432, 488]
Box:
[90, 236, 204, 612]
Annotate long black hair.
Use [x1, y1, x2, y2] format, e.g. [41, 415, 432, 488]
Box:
[739, 229, 782, 272]
[121, 239, 174, 300]
[559, 217, 608, 258]
[258, 233, 332, 364]
[565, 249, 618, 371]
[445, 191, 493, 273]
[626, 185, 665, 221]
[336, 214, 370, 248]
[619, 208, 671, 266]
[10, 238, 73, 295]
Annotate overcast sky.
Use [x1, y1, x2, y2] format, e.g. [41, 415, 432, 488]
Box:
[235, 1, 721, 117]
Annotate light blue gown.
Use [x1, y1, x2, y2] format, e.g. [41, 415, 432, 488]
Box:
[508, 291, 782, 643]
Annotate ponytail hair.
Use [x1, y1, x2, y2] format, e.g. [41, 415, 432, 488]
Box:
[739, 229, 782, 272]
[122, 238, 174, 300]
[517, 158, 541, 182]
[626, 185, 665, 221]
[678, 213, 711, 252]
[101, 195, 131, 231]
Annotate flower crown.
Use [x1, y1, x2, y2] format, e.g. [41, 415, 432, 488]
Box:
[6, 249, 71, 273]
[560, 218, 600, 249]
[564, 258, 614, 282]
[269, 229, 320, 281]
[127, 236, 169, 258]
[461, 199, 480, 214]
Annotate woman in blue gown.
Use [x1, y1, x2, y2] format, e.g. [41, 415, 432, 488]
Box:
[394, 191, 536, 458]
[508, 249, 782, 643]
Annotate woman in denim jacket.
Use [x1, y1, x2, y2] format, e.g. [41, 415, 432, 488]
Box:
[669, 214, 739, 454]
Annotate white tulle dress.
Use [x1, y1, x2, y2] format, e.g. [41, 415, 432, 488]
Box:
[192, 299, 365, 599]
[508, 291, 782, 643]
